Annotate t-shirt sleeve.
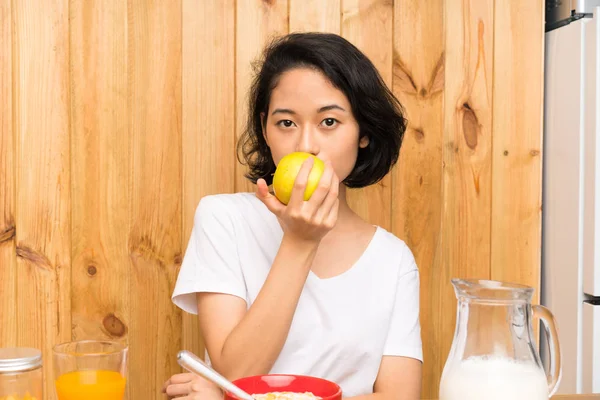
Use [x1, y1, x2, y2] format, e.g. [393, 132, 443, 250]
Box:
[171, 196, 247, 315]
[382, 249, 423, 362]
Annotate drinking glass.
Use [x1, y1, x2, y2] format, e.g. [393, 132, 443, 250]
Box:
[53, 340, 127, 400]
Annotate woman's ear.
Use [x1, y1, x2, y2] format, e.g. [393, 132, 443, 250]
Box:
[260, 112, 268, 146]
[359, 135, 369, 149]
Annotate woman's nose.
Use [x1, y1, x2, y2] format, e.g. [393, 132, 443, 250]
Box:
[296, 126, 319, 155]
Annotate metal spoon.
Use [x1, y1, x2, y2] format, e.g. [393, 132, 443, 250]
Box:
[177, 350, 255, 400]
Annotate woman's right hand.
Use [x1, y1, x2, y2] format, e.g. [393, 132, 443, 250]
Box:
[162, 372, 223, 400]
[256, 157, 339, 243]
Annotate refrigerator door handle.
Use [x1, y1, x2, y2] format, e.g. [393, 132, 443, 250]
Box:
[583, 7, 600, 297]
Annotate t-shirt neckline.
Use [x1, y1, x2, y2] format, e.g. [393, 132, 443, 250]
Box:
[307, 225, 381, 284]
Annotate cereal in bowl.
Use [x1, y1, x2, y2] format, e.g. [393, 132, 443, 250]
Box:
[251, 392, 322, 400]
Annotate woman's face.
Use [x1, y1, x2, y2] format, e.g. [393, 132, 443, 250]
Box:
[262, 68, 368, 183]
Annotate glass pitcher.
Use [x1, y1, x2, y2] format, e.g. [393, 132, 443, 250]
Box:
[439, 279, 561, 400]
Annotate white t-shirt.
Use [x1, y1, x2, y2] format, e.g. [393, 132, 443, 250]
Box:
[172, 193, 422, 397]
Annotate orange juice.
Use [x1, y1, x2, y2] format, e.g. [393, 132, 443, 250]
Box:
[55, 370, 126, 400]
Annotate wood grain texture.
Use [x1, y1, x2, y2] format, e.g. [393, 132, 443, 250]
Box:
[443, 0, 493, 279]
[70, 0, 129, 340]
[0, 0, 16, 348]
[13, 0, 72, 398]
[235, 0, 288, 193]
[392, 0, 445, 397]
[69, 0, 130, 369]
[289, 0, 340, 34]
[342, 0, 393, 230]
[438, 0, 495, 391]
[491, 0, 544, 298]
[181, 0, 236, 360]
[127, 0, 182, 398]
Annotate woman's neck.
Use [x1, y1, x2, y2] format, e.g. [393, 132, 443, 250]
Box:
[320, 183, 375, 244]
[333, 184, 361, 227]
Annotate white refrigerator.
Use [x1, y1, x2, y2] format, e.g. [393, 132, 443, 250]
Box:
[543, 0, 600, 395]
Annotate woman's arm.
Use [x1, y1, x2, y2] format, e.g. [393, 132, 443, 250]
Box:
[346, 357, 422, 400]
[197, 158, 339, 381]
[197, 236, 317, 380]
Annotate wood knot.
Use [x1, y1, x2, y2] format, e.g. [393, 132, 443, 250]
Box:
[0, 225, 16, 243]
[102, 313, 127, 338]
[472, 170, 481, 195]
[392, 51, 418, 95]
[413, 128, 425, 142]
[530, 149, 540, 156]
[428, 52, 445, 96]
[462, 102, 479, 150]
[87, 265, 97, 276]
[16, 244, 53, 271]
[129, 234, 167, 267]
[174, 253, 183, 265]
[504, 150, 509, 156]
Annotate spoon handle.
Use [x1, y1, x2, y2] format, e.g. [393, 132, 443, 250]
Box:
[177, 350, 255, 400]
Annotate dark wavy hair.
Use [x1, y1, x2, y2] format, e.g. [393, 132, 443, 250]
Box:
[237, 32, 407, 188]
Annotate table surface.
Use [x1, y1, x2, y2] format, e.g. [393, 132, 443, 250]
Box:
[432, 395, 599, 399]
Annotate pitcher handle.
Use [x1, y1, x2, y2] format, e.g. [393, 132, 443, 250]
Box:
[532, 305, 562, 397]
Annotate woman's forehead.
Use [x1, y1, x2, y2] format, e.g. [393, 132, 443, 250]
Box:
[269, 68, 350, 112]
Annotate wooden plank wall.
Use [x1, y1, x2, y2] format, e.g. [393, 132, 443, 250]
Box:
[0, 1, 545, 399]
[393, 0, 445, 391]
[13, 1, 72, 398]
[0, 0, 16, 351]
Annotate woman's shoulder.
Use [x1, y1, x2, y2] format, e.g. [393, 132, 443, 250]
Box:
[193, 192, 274, 227]
[196, 192, 259, 212]
[372, 226, 418, 271]
[197, 192, 266, 213]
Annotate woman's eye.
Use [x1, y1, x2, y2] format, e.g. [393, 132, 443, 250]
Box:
[322, 118, 338, 127]
[277, 120, 295, 128]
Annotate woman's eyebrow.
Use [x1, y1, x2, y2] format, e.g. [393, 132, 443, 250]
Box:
[271, 108, 296, 116]
[317, 104, 346, 113]
[271, 104, 346, 116]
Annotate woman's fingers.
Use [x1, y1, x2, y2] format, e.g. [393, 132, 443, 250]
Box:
[255, 178, 284, 215]
[314, 172, 339, 223]
[162, 373, 194, 393]
[164, 381, 194, 397]
[287, 157, 315, 208]
[305, 161, 334, 212]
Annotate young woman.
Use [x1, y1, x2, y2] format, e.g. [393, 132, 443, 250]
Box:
[163, 32, 422, 400]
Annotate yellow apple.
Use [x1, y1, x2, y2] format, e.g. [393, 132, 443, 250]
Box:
[272, 152, 326, 205]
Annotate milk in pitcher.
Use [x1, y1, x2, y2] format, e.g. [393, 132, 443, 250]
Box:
[439, 356, 549, 400]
